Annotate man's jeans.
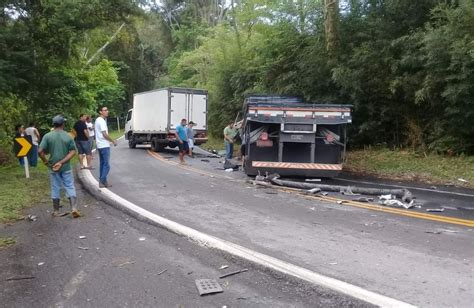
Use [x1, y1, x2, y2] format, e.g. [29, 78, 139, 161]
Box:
[225, 141, 234, 159]
[98, 147, 110, 184]
[27, 145, 38, 167]
[49, 170, 76, 199]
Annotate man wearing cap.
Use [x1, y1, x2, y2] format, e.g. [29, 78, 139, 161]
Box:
[187, 121, 196, 158]
[175, 118, 188, 164]
[95, 106, 117, 188]
[39, 115, 81, 218]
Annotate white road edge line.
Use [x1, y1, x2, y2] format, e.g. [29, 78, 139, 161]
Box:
[336, 178, 474, 198]
[79, 168, 415, 308]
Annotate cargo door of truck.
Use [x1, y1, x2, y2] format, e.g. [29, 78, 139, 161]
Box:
[189, 94, 207, 131]
[169, 91, 187, 129]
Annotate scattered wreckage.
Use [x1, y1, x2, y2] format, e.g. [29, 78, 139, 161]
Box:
[250, 174, 422, 210]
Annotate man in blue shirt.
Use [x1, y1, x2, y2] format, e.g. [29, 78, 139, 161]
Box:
[175, 118, 189, 164]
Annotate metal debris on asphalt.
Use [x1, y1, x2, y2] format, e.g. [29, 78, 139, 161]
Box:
[139, 237, 146, 241]
[426, 208, 445, 212]
[157, 269, 168, 275]
[219, 268, 249, 279]
[117, 261, 135, 267]
[37, 262, 45, 266]
[26, 215, 37, 222]
[307, 188, 321, 194]
[6, 275, 36, 281]
[79, 236, 87, 239]
[77, 246, 89, 250]
[353, 197, 374, 202]
[219, 265, 229, 270]
[340, 186, 360, 196]
[195, 279, 224, 296]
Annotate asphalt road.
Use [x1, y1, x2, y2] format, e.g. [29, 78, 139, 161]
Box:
[90, 140, 473, 307]
[0, 181, 367, 307]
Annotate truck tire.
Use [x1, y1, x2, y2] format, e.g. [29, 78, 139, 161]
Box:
[128, 139, 136, 149]
[152, 140, 164, 152]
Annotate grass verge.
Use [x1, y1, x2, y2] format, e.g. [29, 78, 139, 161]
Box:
[0, 237, 16, 248]
[108, 129, 124, 141]
[345, 148, 474, 189]
[0, 163, 49, 222]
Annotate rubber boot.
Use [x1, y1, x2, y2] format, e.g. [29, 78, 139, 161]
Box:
[69, 197, 81, 218]
[52, 199, 61, 217]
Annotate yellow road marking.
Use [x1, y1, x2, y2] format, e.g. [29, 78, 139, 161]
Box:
[146, 150, 474, 228]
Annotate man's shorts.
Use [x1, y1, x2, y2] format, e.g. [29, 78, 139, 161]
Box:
[188, 139, 194, 149]
[178, 141, 189, 153]
[76, 140, 92, 155]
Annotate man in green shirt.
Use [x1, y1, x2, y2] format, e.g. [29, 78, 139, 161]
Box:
[223, 121, 238, 160]
[39, 115, 81, 218]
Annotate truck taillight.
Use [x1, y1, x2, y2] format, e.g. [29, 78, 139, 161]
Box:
[260, 132, 269, 141]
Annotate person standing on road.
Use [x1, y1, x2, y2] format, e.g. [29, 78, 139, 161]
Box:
[25, 122, 41, 167]
[175, 118, 188, 164]
[86, 115, 95, 153]
[95, 106, 117, 188]
[38, 115, 81, 218]
[187, 121, 196, 158]
[223, 122, 238, 160]
[73, 114, 92, 169]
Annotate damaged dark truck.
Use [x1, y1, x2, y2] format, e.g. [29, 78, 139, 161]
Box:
[241, 95, 352, 178]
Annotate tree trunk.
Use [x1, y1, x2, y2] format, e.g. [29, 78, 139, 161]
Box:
[324, 0, 339, 55]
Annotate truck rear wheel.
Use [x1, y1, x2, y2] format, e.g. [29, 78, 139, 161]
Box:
[152, 140, 164, 152]
[128, 139, 136, 149]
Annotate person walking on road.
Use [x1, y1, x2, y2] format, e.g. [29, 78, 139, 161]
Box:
[175, 118, 188, 164]
[14, 124, 25, 166]
[38, 115, 81, 218]
[187, 121, 196, 158]
[86, 115, 95, 153]
[73, 114, 92, 169]
[25, 122, 41, 167]
[224, 122, 238, 160]
[95, 106, 117, 188]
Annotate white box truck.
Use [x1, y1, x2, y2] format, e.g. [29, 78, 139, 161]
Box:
[125, 87, 208, 151]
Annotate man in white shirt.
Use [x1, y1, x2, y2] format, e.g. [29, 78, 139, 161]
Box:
[94, 106, 117, 188]
[25, 122, 41, 167]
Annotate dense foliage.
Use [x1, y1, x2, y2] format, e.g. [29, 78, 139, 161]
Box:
[1, 0, 472, 164]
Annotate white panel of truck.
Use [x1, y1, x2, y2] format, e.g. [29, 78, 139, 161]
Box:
[169, 92, 188, 129]
[189, 94, 207, 130]
[133, 89, 169, 132]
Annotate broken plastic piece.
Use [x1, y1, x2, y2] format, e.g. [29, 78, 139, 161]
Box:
[219, 268, 249, 279]
[426, 208, 445, 212]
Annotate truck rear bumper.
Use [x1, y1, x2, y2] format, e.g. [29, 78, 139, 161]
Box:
[246, 161, 342, 178]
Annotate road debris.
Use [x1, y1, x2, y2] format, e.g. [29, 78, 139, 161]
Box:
[305, 178, 321, 182]
[425, 231, 442, 234]
[336, 200, 346, 204]
[353, 197, 374, 202]
[79, 236, 87, 239]
[6, 275, 35, 281]
[307, 188, 321, 194]
[270, 178, 413, 202]
[225, 168, 234, 172]
[328, 262, 338, 265]
[37, 262, 45, 266]
[77, 246, 89, 250]
[117, 261, 135, 267]
[426, 208, 445, 212]
[219, 265, 229, 270]
[457, 178, 468, 183]
[26, 214, 37, 222]
[195, 279, 224, 296]
[201, 159, 210, 162]
[265, 191, 278, 194]
[219, 268, 249, 279]
[139, 237, 146, 241]
[157, 268, 168, 275]
[340, 186, 360, 196]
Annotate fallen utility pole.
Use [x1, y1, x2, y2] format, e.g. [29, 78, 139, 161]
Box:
[270, 178, 413, 203]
